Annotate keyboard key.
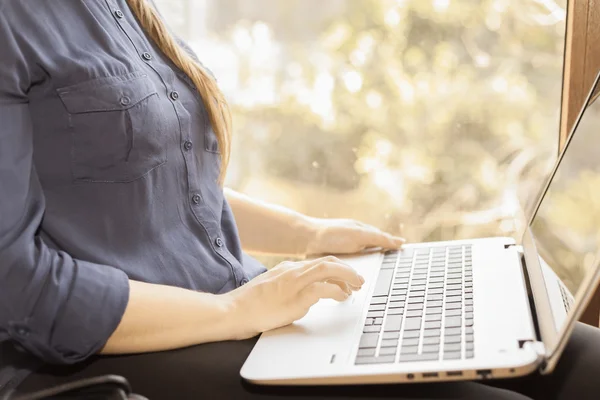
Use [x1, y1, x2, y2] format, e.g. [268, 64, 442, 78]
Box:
[423, 336, 440, 345]
[384, 315, 403, 331]
[429, 277, 444, 283]
[446, 289, 462, 296]
[425, 314, 441, 322]
[367, 311, 384, 318]
[422, 344, 440, 353]
[444, 343, 461, 352]
[370, 296, 388, 305]
[365, 318, 375, 325]
[428, 282, 444, 289]
[446, 309, 461, 317]
[398, 353, 439, 362]
[373, 269, 394, 297]
[379, 346, 397, 356]
[427, 300, 442, 308]
[355, 355, 395, 365]
[427, 294, 443, 301]
[466, 333, 474, 343]
[429, 288, 443, 294]
[381, 339, 398, 348]
[466, 342, 474, 351]
[443, 352, 461, 360]
[465, 312, 474, 319]
[401, 337, 419, 347]
[357, 348, 376, 357]
[388, 308, 404, 315]
[445, 303, 461, 310]
[403, 330, 420, 339]
[374, 317, 383, 325]
[406, 309, 422, 318]
[404, 317, 422, 331]
[363, 325, 381, 333]
[389, 301, 404, 309]
[423, 329, 441, 337]
[369, 304, 385, 312]
[446, 284, 462, 291]
[466, 350, 475, 359]
[426, 307, 442, 315]
[400, 346, 418, 354]
[465, 319, 474, 327]
[383, 331, 400, 339]
[465, 306, 474, 312]
[445, 316, 462, 328]
[407, 303, 423, 311]
[444, 336, 461, 344]
[359, 333, 379, 348]
[466, 327, 474, 335]
[445, 327, 461, 336]
[424, 320, 441, 330]
[408, 296, 424, 304]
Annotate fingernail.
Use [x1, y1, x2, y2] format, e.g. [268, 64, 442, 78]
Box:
[359, 275, 365, 284]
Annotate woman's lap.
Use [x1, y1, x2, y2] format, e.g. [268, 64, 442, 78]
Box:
[18, 323, 600, 400]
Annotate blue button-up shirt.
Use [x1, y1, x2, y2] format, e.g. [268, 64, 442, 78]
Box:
[0, 0, 266, 366]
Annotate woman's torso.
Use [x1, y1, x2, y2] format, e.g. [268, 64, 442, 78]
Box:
[13, 0, 264, 292]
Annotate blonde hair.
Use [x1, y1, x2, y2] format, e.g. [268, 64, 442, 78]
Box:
[126, 0, 231, 184]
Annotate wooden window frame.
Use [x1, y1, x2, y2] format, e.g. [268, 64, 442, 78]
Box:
[560, 0, 600, 326]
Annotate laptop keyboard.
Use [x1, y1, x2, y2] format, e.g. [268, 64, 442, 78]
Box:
[355, 245, 475, 365]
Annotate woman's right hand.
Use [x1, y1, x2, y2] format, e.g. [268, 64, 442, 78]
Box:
[223, 256, 365, 340]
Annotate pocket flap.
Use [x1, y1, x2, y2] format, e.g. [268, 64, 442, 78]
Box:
[57, 71, 157, 114]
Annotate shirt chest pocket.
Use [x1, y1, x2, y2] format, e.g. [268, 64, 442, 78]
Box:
[57, 71, 168, 183]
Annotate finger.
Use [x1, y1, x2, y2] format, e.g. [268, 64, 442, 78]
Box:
[325, 279, 354, 295]
[356, 228, 405, 249]
[297, 261, 364, 288]
[301, 281, 349, 305]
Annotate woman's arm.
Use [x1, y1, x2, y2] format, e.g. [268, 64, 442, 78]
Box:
[224, 188, 316, 256]
[225, 189, 405, 256]
[101, 256, 364, 355]
[100, 280, 239, 354]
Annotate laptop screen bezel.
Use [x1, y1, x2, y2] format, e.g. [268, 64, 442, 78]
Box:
[521, 71, 600, 371]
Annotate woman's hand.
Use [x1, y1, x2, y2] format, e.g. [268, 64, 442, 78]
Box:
[305, 217, 405, 256]
[222, 256, 364, 339]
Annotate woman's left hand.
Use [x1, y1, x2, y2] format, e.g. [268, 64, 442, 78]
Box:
[305, 217, 405, 256]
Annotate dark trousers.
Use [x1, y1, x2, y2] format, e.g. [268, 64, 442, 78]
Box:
[16, 323, 600, 400]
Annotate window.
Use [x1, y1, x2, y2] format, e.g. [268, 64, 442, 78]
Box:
[156, 0, 567, 263]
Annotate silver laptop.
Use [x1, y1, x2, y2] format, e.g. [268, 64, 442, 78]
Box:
[241, 72, 600, 385]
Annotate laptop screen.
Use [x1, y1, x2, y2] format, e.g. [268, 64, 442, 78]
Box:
[529, 76, 600, 331]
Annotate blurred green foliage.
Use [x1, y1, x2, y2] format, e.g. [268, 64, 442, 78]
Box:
[157, 0, 567, 263]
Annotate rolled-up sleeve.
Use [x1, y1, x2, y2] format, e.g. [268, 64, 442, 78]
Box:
[0, 9, 130, 364]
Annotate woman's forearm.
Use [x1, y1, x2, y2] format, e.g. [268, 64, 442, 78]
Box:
[100, 280, 241, 355]
[224, 188, 315, 256]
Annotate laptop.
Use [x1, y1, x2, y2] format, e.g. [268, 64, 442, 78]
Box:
[241, 71, 600, 385]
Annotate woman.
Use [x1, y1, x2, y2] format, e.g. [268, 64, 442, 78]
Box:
[0, 1, 599, 399]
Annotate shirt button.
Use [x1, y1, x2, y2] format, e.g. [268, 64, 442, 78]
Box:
[120, 96, 131, 106]
[142, 52, 152, 61]
[215, 237, 224, 247]
[170, 91, 179, 101]
[184, 141, 193, 151]
[115, 10, 124, 19]
[240, 278, 249, 286]
[16, 327, 29, 337]
[192, 194, 201, 204]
